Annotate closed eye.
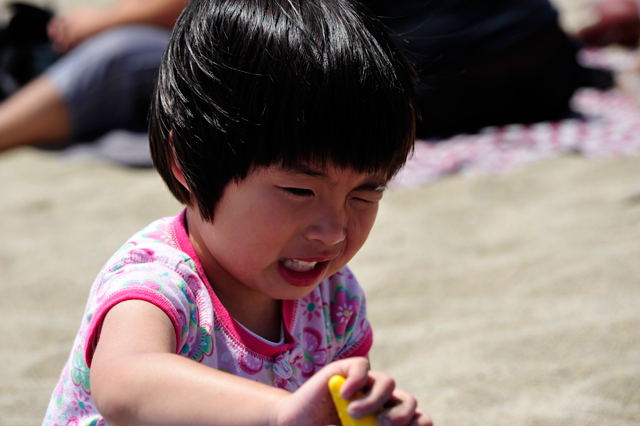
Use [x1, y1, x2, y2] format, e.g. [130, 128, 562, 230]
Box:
[351, 196, 381, 205]
[353, 197, 375, 204]
[351, 188, 384, 205]
[282, 187, 314, 197]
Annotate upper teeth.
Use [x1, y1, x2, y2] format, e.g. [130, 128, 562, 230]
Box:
[283, 259, 318, 272]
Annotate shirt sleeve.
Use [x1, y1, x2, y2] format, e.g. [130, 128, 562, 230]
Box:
[325, 266, 373, 360]
[83, 247, 199, 367]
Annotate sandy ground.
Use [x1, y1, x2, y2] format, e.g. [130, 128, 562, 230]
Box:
[1, 0, 640, 425]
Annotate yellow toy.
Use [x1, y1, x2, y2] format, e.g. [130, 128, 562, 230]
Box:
[328, 375, 378, 426]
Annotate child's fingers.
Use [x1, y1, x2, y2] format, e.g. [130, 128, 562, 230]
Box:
[273, 358, 371, 426]
[346, 371, 395, 419]
[335, 357, 372, 399]
[411, 408, 433, 426]
[375, 388, 417, 426]
[291, 357, 370, 407]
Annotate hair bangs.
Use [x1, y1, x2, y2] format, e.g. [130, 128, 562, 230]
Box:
[226, 0, 417, 179]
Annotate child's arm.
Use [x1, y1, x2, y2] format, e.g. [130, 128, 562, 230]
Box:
[91, 300, 430, 426]
[91, 300, 288, 425]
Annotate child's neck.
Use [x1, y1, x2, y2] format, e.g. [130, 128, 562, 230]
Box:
[185, 209, 282, 342]
[201, 253, 283, 342]
[218, 291, 282, 342]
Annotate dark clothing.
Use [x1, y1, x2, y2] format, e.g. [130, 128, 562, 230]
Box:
[369, 0, 614, 138]
[368, 0, 558, 70]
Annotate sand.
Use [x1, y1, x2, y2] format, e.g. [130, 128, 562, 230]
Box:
[1, 0, 640, 424]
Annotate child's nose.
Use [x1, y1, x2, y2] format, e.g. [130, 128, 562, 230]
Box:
[305, 209, 347, 246]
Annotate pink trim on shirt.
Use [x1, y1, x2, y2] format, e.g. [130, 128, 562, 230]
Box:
[84, 287, 182, 367]
[171, 210, 298, 359]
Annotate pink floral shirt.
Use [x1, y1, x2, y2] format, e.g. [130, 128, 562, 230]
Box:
[43, 210, 373, 425]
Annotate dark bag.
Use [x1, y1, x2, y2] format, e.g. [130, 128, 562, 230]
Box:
[0, 2, 60, 100]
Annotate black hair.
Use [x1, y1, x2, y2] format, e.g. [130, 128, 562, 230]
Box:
[150, 0, 418, 221]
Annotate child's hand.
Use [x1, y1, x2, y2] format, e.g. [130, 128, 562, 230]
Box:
[272, 357, 432, 426]
[340, 370, 432, 426]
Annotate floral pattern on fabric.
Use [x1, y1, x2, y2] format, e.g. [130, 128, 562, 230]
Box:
[323, 302, 333, 348]
[301, 327, 328, 377]
[189, 323, 214, 362]
[43, 214, 372, 425]
[140, 221, 176, 247]
[71, 348, 90, 393]
[300, 294, 322, 321]
[330, 284, 361, 342]
[70, 391, 93, 417]
[122, 278, 163, 291]
[269, 348, 303, 389]
[239, 351, 265, 375]
[53, 364, 68, 408]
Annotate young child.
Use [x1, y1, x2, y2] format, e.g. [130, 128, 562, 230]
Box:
[43, 0, 431, 424]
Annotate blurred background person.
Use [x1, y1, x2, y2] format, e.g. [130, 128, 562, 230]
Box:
[0, 0, 635, 155]
[0, 0, 184, 152]
[366, 0, 617, 139]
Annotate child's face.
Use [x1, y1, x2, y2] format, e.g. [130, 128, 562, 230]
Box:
[187, 163, 386, 301]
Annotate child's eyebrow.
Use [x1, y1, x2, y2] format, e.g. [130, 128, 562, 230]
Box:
[279, 164, 387, 192]
[281, 163, 326, 178]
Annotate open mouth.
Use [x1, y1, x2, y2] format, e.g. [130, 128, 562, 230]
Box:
[277, 258, 329, 287]
[281, 259, 318, 272]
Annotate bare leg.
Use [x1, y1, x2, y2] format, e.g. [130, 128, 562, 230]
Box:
[0, 76, 71, 152]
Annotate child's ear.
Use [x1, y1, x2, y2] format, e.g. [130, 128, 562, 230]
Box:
[169, 132, 191, 193]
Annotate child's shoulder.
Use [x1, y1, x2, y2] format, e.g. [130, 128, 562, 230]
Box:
[93, 214, 202, 298]
[129, 215, 182, 254]
[83, 214, 210, 358]
[105, 214, 195, 270]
